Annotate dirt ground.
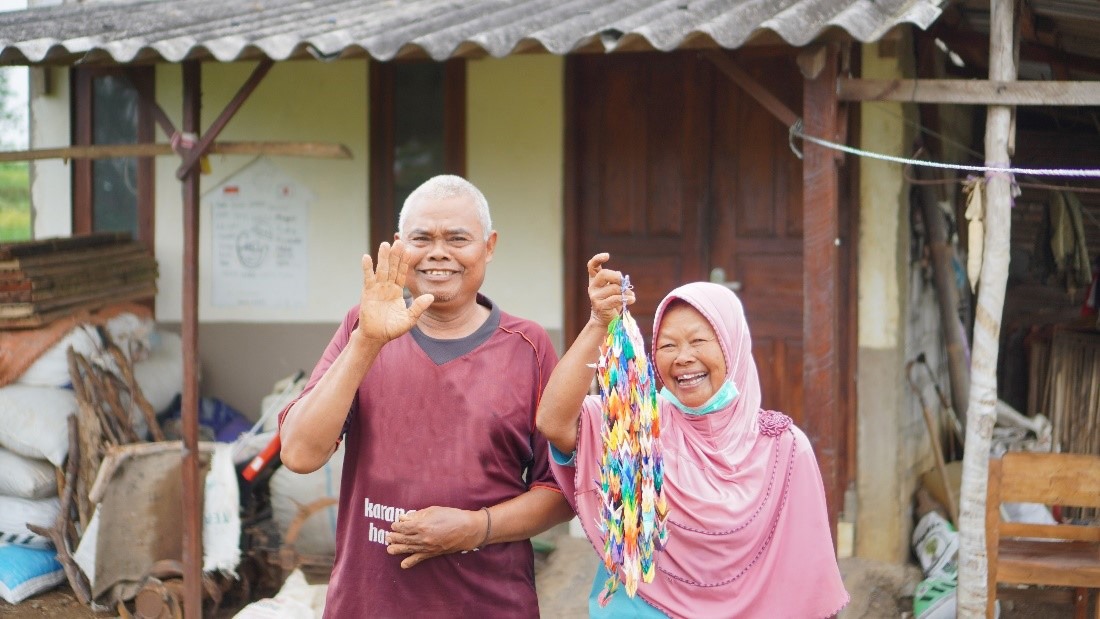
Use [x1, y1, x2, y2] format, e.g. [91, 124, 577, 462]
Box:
[1, 523, 1080, 617]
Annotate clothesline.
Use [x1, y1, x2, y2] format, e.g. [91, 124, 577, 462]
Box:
[788, 120, 1100, 179]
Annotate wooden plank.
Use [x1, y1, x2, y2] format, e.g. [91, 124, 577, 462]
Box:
[0, 281, 156, 318]
[0, 251, 154, 281]
[0, 267, 157, 303]
[999, 452, 1100, 507]
[176, 58, 273, 180]
[0, 242, 146, 271]
[5, 254, 156, 287]
[704, 50, 799, 128]
[0, 232, 130, 260]
[1001, 523, 1100, 542]
[0, 140, 352, 163]
[801, 43, 843, 540]
[837, 78, 1100, 105]
[0, 286, 156, 329]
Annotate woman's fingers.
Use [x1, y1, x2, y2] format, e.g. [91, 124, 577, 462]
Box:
[587, 253, 610, 278]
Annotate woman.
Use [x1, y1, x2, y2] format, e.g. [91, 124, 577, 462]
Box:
[536, 254, 848, 618]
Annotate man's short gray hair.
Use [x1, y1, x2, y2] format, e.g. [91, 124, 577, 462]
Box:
[398, 175, 492, 241]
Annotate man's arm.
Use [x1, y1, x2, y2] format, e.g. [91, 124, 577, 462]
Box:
[386, 487, 574, 569]
[279, 334, 383, 473]
[280, 241, 433, 473]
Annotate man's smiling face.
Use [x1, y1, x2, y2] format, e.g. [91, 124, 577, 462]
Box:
[398, 194, 496, 311]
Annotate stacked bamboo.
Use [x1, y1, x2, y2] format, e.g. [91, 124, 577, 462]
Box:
[0, 233, 157, 329]
[1042, 328, 1100, 458]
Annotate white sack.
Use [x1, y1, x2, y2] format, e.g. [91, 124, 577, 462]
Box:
[16, 325, 101, 387]
[0, 447, 57, 499]
[232, 569, 326, 619]
[203, 444, 241, 575]
[132, 330, 184, 414]
[270, 443, 343, 556]
[0, 496, 60, 549]
[103, 312, 156, 363]
[0, 384, 78, 466]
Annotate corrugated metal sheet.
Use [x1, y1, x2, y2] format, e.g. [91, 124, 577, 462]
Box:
[0, 0, 944, 65]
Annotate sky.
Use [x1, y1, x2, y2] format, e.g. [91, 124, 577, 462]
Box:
[0, 0, 29, 149]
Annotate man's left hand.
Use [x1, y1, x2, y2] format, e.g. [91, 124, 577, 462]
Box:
[386, 506, 486, 568]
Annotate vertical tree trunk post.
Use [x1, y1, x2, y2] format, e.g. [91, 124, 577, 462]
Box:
[956, 0, 1017, 615]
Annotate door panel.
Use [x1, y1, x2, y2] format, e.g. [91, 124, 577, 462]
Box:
[571, 53, 708, 342]
[568, 51, 805, 423]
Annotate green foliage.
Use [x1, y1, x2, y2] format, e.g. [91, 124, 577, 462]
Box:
[0, 160, 30, 242]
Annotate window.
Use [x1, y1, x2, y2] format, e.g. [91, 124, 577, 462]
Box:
[369, 59, 465, 249]
[72, 67, 155, 249]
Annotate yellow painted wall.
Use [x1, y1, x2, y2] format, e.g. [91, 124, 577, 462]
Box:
[27, 55, 566, 331]
[858, 50, 909, 350]
[153, 60, 369, 322]
[29, 67, 72, 239]
[467, 54, 564, 330]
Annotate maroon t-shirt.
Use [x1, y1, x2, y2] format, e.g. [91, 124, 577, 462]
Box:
[281, 297, 560, 618]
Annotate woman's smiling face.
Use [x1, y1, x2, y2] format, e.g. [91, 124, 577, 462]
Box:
[654, 302, 727, 408]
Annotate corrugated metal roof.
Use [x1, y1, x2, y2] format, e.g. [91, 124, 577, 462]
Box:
[0, 0, 945, 65]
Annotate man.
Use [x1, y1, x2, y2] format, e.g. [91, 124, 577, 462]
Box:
[279, 175, 573, 618]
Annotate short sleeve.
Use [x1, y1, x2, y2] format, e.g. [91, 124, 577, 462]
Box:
[277, 305, 360, 436]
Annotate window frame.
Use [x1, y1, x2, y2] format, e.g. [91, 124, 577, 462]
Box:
[72, 66, 156, 251]
[368, 59, 466, 251]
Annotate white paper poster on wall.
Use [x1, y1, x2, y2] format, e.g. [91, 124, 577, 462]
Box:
[206, 157, 313, 308]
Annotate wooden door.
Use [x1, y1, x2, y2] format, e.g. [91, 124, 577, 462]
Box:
[566, 51, 806, 425]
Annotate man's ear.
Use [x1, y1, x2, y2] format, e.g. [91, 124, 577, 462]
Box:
[485, 230, 498, 263]
[393, 231, 401, 242]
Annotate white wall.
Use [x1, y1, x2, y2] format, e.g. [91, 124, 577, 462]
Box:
[467, 54, 564, 330]
[153, 59, 369, 322]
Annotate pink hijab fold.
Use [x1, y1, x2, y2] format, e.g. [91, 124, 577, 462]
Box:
[551, 282, 848, 618]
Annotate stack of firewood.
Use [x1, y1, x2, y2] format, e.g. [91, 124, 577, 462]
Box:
[0, 233, 157, 329]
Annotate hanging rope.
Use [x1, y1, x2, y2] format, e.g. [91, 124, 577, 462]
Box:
[789, 120, 1100, 178]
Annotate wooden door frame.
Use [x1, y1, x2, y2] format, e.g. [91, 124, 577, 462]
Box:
[71, 66, 156, 251]
[368, 58, 466, 250]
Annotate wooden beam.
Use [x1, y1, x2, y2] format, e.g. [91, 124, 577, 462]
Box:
[704, 49, 799, 128]
[838, 78, 1100, 105]
[0, 141, 352, 163]
[802, 43, 843, 543]
[179, 59, 203, 619]
[175, 58, 274, 179]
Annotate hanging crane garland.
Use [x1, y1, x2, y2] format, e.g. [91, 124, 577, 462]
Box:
[595, 275, 669, 604]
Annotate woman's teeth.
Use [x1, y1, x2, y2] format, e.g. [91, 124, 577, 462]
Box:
[677, 373, 706, 387]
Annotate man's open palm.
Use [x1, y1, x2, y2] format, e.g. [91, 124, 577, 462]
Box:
[357, 241, 433, 343]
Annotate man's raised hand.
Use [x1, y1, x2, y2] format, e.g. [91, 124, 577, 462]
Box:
[355, 241, 434, 344]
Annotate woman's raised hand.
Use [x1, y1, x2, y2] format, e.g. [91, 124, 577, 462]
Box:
[355, 240, 434, 344]
[587, 252, 635, 327]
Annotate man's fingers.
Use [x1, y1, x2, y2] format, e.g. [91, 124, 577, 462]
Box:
[401, 553, 431, 569]
[408, 294, 435, 321]
[387, 239, 404, 282]
[361, 254, 374, 286]
[375, 241, 392, 282]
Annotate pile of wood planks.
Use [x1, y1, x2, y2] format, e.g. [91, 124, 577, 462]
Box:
[0, 232, 157, 328]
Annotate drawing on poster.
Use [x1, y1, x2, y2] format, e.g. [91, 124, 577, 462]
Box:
[206, 157, 312, 308]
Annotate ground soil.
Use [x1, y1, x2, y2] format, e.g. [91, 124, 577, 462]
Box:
[1, 523, 1080, 617]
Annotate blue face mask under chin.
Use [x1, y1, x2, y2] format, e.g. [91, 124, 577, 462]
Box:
[660, 380, 739, 416]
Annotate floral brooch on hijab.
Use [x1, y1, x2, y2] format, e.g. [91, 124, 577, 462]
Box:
[595, 275, 669, 603]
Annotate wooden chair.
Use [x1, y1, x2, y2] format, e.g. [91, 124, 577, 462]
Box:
[986, 451, 1100, 619]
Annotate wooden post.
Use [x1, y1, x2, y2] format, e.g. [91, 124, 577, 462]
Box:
[956, 0, 1017, 615]
[179, 59, 204, 619]
[801, 43, 843, 541]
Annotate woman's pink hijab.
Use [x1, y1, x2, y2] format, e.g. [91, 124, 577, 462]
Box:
[551, 282, 848, 618]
